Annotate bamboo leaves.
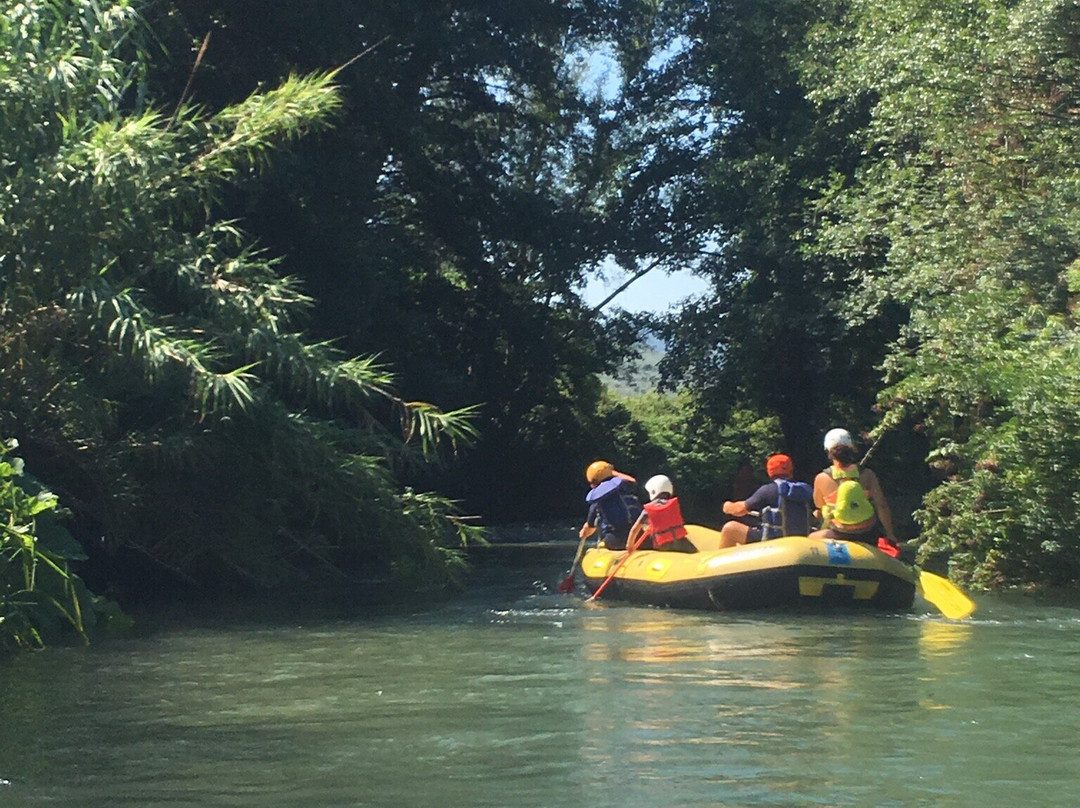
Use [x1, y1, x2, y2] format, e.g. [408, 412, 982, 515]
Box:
[186, 72, 343, 180]
[0, 0, 479, 599]
[399, 402, 481, 458]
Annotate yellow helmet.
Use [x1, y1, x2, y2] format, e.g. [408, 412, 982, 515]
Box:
[586, 460, 615, 484]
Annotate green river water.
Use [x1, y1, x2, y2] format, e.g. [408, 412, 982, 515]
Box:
[1, 538, 1079, 807]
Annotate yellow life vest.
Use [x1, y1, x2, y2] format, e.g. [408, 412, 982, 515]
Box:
[829, 479, 876, 527]
[821, 465, 876, 527]
[829, 464, 861, 482]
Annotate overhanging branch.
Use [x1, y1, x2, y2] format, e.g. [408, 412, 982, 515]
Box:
[589, 257, 664, 314]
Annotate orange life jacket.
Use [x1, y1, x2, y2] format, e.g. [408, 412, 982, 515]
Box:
[642, 496, 688, 546]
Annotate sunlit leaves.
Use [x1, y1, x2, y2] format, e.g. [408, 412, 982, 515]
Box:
[399, 402, 481, 459]
[0, 0, 479, 598]
[805, 0, 1080, 585]
[186, 72, 342, 180]
[0, 440, 96, 651]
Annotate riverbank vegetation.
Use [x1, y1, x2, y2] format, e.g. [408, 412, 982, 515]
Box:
[3, 0, 1080, 639]
[0, 1, 480, 622]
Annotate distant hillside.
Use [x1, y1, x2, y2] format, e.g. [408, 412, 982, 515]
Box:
[603, 344, 664, 395]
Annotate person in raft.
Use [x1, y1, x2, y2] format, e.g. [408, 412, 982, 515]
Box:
[717, 454, 811, 547]
[809, 428, 898, 546]
[579, 460, 643, 551]
[625, 474, 698, 553]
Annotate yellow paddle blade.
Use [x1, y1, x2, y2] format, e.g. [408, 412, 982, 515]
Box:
[917, 571, 976, 620]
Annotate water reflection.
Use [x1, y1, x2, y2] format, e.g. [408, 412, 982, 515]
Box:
[569, 600, 1054, 807]
[917, 616, 975, 658]
[2, 557, 1080, 808]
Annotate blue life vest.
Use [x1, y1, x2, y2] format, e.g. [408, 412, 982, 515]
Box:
[586, 477, 642, 536]
[760, 479, 814, 539]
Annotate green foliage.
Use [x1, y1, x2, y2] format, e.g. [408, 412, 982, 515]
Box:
[0, 439, 125, 652]
[599, 0, 894, 468]
[0, 0, 479, 597]
[804, 0, 1080, 585]
[139, 0, 648, 522]
[577, 0, 1080, 586]
[883, 299, 1080, 585]
[15, 0, 1079, 595]
[598, 389, 782, 522]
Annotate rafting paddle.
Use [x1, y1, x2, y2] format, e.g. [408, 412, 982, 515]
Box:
[587, 531, 649, 602]
[916, 570, 976, 620]
[557, 526, 593, 593]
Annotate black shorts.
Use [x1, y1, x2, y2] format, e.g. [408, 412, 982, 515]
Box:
[823, 523, 882, 545]
[600, 532, 627, 550]
[652, 537, 697, 553]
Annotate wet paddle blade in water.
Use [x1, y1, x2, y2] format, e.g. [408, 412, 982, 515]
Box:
[557, 532, 589, 593]
[918, 570, 977, 619]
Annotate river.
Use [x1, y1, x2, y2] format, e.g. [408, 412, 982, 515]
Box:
[1, 537, 1079, 807]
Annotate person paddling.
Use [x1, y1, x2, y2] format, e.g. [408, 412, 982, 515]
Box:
[809, 428, 897, 545]
[578, 460, 642, 551]
[718, 454, 809, 547]
[626, 475, 697, 553]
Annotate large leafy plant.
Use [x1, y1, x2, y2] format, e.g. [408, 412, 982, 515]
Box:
[0, 0, 478, 596]
[0, 439, 122, 651]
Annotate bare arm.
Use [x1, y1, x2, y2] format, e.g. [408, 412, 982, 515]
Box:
[862, 469, 897, 542]
[812, 472, 832, 511]
[722, 499, 749, 517]
[812, 472, 834, 523]
[626, 510, 649, 547]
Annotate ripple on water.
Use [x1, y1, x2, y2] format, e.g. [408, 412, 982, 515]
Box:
[2, 574, 1080, 808]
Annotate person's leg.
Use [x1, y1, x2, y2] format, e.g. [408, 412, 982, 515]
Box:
[600, 531, 626, 550]
[719, 520, 750, 548]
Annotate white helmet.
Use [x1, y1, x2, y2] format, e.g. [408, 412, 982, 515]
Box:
[823, 428, 855, 451]
[645, 474, 674, 500]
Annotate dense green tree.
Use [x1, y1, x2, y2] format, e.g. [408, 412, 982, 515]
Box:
[0, 0, 477, 600]
[598, 0, 905, 478]
[142, 0, 655, 521]
[806, 0, 1080, 585]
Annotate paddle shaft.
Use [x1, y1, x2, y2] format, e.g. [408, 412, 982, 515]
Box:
[557, 531, 590, 593]
[587, 531, 649, 601]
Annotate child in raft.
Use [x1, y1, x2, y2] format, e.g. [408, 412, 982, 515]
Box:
[625, 474, 697, 553]
[579, 460, 643, 550]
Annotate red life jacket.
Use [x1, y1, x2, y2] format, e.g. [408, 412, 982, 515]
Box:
[642, 496, 688, 546]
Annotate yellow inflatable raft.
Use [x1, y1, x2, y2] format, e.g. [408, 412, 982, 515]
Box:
[581, 525, 917, 611]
